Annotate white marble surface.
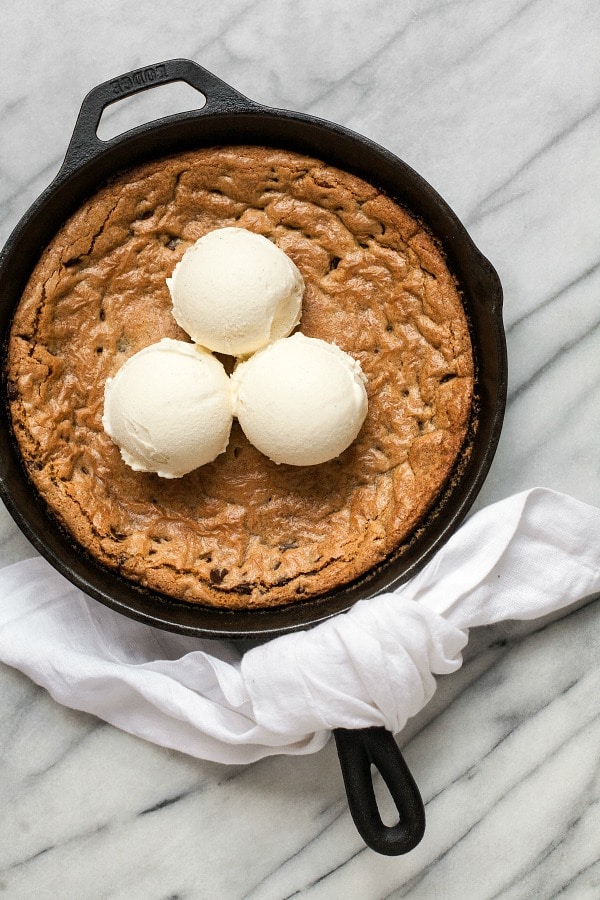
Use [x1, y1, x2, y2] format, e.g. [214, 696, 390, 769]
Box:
[1, 1, 599, 897]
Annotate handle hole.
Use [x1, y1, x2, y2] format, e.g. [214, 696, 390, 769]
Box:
[97, 81, 207, 141]
[371, 764, 401, 827]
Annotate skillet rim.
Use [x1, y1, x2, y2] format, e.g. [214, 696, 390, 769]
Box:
[0, 61, 507, 639]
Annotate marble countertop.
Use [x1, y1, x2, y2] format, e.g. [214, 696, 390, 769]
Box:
[1, 1, 599, 897]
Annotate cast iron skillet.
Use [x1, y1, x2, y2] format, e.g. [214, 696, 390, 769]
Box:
[0, 59, 507, 856]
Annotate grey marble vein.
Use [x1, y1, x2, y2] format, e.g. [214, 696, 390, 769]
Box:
[509, 314, 600, 403]
[467, 98, 600, 228]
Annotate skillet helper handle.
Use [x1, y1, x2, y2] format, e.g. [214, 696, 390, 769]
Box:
[334, 726, 425, 855]
[60, 57, 255, 174]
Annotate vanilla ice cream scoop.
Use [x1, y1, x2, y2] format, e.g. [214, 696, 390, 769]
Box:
[167, 227, 304, 356]
[231, 333, 368, 466]
[102, 339, 233, 478]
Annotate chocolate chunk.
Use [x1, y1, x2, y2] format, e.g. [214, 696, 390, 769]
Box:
[210, 567, 228, 584]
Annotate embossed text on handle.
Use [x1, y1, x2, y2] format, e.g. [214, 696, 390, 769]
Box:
[110, 64, 168, 96]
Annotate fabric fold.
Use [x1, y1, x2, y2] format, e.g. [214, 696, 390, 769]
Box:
[0, 488, 598, 765]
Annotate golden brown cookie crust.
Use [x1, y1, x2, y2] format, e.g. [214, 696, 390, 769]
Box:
[8, 146, 474, 609]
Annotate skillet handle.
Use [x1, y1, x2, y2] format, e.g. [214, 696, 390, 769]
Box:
[334, 726, 425, 855]
[61, 57, 256, 174]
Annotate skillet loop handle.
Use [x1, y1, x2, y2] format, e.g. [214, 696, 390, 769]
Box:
[334, 726, 425, 856]
[61, 57, 255, 174]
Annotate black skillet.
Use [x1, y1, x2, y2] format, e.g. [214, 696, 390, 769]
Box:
[0, 59, 507, 855]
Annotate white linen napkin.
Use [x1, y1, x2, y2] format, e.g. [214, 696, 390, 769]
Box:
[0, 488, 598, 765]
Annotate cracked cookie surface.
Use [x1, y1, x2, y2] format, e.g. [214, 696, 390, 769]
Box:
[8, 146, 474, 608]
